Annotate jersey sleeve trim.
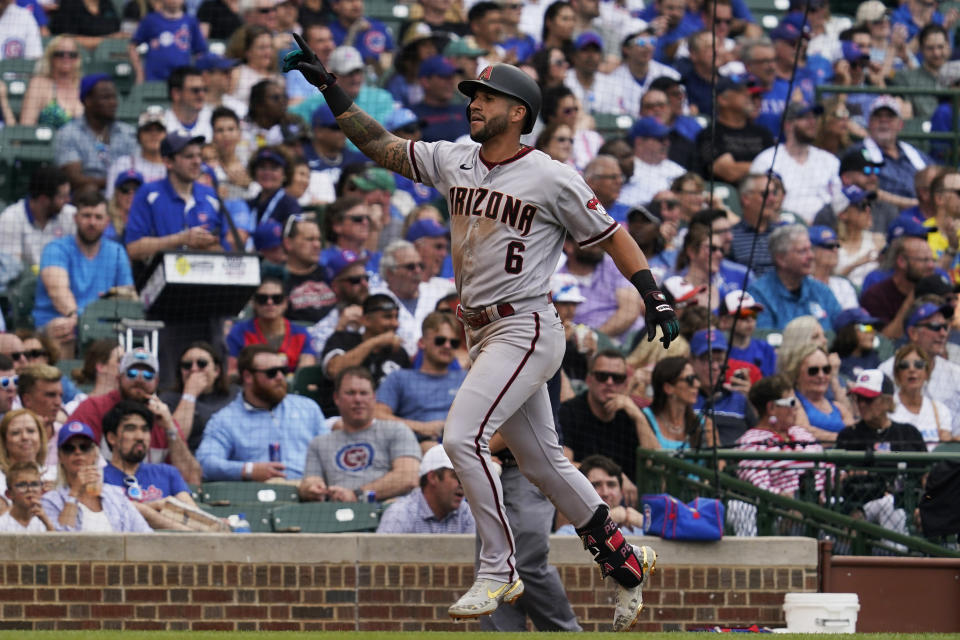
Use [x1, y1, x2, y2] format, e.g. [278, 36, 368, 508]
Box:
[578, 221, 619, 248]
[408, 140, 423, 183]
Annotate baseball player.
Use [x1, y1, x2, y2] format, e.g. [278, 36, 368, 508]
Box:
[284, 35, 679, 632]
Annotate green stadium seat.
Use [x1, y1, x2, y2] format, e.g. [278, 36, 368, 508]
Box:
[78, 298, 145, 347]
[6, 271, 37, 330]
[128, 81, 169, 104]
[593, 112, 633, 140]
[198, 503, 275, 532]
[271, 502, 381, 533]
[0, 125, 57, 203]
[710, 181, 742, 217]
[56, 358, 84, 379]
[199, 481, 301, 505]
[291, 365, 326, 407]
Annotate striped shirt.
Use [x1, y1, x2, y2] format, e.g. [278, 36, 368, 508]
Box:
[376, 488, 475, 534]
[735, 426, 828, 495]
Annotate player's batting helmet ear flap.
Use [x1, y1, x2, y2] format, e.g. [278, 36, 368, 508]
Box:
[458, 63, 542, 134]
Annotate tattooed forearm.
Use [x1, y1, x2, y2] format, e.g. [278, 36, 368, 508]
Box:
[337, 104, 414, 179]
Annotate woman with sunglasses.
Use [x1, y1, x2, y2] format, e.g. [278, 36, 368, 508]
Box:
[531, 46, 570, 92]
[160, 342, 236, 453]
[225, 277, 317, 378]
[19, 36, 84, 128]
[831, 308, 883, 381]
[671, 225, 737, 313]
[889, 343, 954, 449]
[780, 343, 853, 443]
[637, 356, 712, 450]
[813, 96, 856, 156]
[539, 85, 602, 171]
[535, 121, 575, 167]
[835, 187, 883, 289]
[42, 422, 151, 533]
[0, 410, 54, 515]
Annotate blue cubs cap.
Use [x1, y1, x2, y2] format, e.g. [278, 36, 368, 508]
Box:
[808, 225, 839, 249]
[161, 132, 205, 157]
[195, 53, 239, 72]
[251, 148, 287, 168]
[58, 421, 99, 447]
[114, 169, 143, 190]
[406, 219, 449, 243]
[690, 328, 728, 357]
[842, 41, 869, 63]
[419, 55, 458, 78]
[906, 302, 954, 329]
[886, 214, 935, 243]
[384, 107, 424, 132]
[324, 249, 368, 283]
[770, 21, 808, 42]
[834, 307, 881, 330]
[311, 104, 337, 128]
[253, 219, 284, 251]
[574, 31, 603, 50]
[79, 73, 112, 101]
[628, 116, 670, 141]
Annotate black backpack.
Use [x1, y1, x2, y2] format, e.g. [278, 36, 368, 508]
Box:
[920, 460, 960, 538]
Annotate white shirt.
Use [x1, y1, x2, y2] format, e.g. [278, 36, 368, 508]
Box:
[620, 156, 686, 208]
[881, 354, 960, 435]
[105, 153, 167, 199]
[0, 199, 77, 268]
[0, 4, 42, 60]
[163, 105, 214, 144]
[371, 277, 456, 358]
[750, 144, 842, 224]
[827, 275, 859, 310]
[0, 511, 48, 532]
[891, 392, 952, 451]
[611, 61, 681, 118]
[564, 69, 629, 116]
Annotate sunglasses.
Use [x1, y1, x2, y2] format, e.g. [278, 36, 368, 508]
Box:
[186, 86, 208, 95]
[675, 374, 698, 386]
[340, 274, 369, 285]
[550, 58, 568, 66]
[125, 369, 156, 381]
[12, 481, 42, 492]
[180, 358, 210, 370]
[0, 375, 17, 388]
[24, 349, 47, 359]
[117, 185, 139, 195]
[897, 358, 927, 371]
[257, 6, 276, 12]
[774, 397, 797, 408]
[632, 36, 657, 47]
[5, 351, 25, 361]
[553, 136, 573, 144]
[854, 394, 879, 404]
[660, 199, 680, 208]
[819, 243, 840, 250]
[856, 324, 875, 333]
[53, 50, 80, 59]
[918, 322, 948, 332]
[862, 166, 881, 175]
[433, 336, 462, 348]
[398, 262, 425, 271]
[592, 371, 627, 384]
[252, 366, 286, 378]
[124, 474, 143, 501]
[348, 215, 370, 224]
[61, 440, 95, 454]
[255, 293, 285, 305]
[806, 365, 832, 376]
[713, 18, 732, 25]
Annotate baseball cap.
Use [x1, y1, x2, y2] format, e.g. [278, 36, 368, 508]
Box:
[161, 132, 205, 157]
[834, 307, 881, 330]
[351, 167, 395, 193]
[363, 293, 399, 315]
[79, 73, 112, 101]
[419, 444, 454, 476]
[886, 214, 935, 243]
[839, 148, 884, 175]
[663, 275, 706, 309]
[251, 148, 288, 169]
[720, 289, 765, 316]
[120, 347, 159, 373]
[323, 249, 369, 283]
[114, 169, 144, 191]
[419, 55, 458, 78]
[833, 184, 876, 212]
[401, 21, 437, 48]
[253, 219, 284, 251]
[628, 116, 670, 141]
[574, 31, 603, 50]
[848, 369, 894, 398]
[744, 73, 766, 95]
[550, 273, 587, 303]
[58, 421, 99, 447]
[329, 46, 364, 75]
[784, 102, 824, 120]
[868, 95, 902, 118]
[856, 0, 888, 24]
[311, 104, 337, 128]
[906, 301, 954, 329]
[809, 225, 840, 249]
[138, 105, 166, 129]
[444, 37, 488, 58]
[406, 219, 449, 243]
[841, 41, 870, 64]
[716, 75, 747, 94]
[690, 328, 728, 357]
[628, 205, 661, 224]
[281, 119, 309, 144]
[915, 274, 960, 297]
[195, 52, 239, 72]
[384, 107, 425, 132]
[769, 22, 808, 43]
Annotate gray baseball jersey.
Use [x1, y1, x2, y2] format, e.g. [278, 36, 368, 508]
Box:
[407, 141, 619, 309]
[303, 419, 421, 490]
[407, 140, 611, 584]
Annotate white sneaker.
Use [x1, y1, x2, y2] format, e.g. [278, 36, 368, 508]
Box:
[448, 577, 524, 619]
[612, 545, 657, 632]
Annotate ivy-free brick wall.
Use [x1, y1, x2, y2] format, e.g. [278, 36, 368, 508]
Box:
[0, 534, 818, 632]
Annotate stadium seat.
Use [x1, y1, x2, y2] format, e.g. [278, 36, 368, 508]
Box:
[709, 181, 742, 217]
[78, 298, 145, 347]
[198, 503, 275, 532]
[199, 481, 301, 505]
[55, 358, 84, 379]
[594, 112, 633, 140]
[0, 125, 58, 204]
[271, 501, 381, 533]
[6, 271, 37, 330]
[128, 81, 170, 104]
[291, 365, 326, 407]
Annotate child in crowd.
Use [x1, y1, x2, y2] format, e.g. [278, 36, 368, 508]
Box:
[0, 462, 54, 533]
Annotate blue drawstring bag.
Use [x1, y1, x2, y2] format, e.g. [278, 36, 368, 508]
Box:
[641, 494, 725, 541]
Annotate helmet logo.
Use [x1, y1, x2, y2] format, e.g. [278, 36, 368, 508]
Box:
[479, 66, 493, 80]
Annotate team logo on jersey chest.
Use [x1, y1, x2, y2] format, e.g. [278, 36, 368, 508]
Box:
[448, 186, 538, 235]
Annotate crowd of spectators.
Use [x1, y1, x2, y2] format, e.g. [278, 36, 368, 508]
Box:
[0, 0, 955, 558]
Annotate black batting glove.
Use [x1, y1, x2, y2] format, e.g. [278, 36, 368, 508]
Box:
[283, 32, 336, 90]
[630, 270, 680, 349]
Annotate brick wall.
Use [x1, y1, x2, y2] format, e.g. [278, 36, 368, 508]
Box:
[0, 534, 818, 632]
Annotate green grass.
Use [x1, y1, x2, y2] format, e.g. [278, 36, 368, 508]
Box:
[0, 634, 956, 640]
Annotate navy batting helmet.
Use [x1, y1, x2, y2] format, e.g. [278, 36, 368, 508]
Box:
[458, 64, 542, 134]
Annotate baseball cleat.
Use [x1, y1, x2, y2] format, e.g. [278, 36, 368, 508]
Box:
[612, 545, 657, 632]
[448, 577, 524, 619]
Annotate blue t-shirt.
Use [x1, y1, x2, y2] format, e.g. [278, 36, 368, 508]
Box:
[328, 17, 394, 62]
[301, 141, 368, 173]
[376, 368, 466, 423]
[103, 461, 189, 502]
[132, 12, 208, 82]
[500, 34, 537, 64]
[411, 102, 469, 142]
[125, 177, 228, 248]
[730, 339, 777, 377]
[32, 236, 134, 328]
[394, 174, 441, 207]
[319, 246, 381, 276]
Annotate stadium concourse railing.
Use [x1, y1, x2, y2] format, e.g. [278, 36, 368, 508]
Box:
[814, 84, 960, 165]
[635, 447, 960, 559]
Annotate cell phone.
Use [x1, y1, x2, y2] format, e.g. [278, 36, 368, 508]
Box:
[734, 370, 748, 381]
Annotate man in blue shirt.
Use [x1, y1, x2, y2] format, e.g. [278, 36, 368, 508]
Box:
[376, 311, 466, 446]
[102, 399, 200, 530]
[411, 56, 469, 142]
[130, 0, 208, 82]
[197, 345, 328, 481]
[748, 223, 842, 331]
[33, 188, 134, 346]
[717, 290, 776, 377]
[124, 132, 228, 262]
[690, 328, 757, 446]
[327, 0, 395, 67]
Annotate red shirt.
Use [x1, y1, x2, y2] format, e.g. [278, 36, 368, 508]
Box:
[67, 389, 181, 463]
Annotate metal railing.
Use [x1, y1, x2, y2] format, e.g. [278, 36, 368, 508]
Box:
[636, 448, 960, 558]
